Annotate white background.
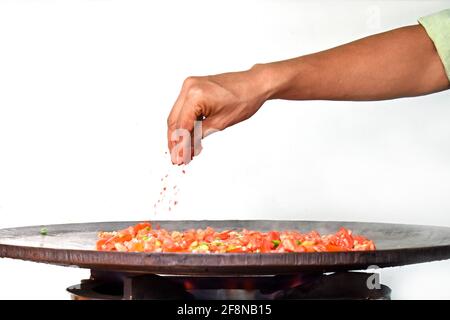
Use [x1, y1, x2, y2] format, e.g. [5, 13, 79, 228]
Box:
[0, 0, 449, 299]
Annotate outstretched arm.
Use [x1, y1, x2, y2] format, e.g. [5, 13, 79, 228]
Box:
[262, 25, 449, 101]
[167, 24, 449, 164]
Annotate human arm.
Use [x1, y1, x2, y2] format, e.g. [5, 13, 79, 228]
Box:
[167, 23, 449, 164]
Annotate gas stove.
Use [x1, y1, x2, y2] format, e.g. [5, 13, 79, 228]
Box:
[1, 220, 449, 300]
[67, 270, 391, 300]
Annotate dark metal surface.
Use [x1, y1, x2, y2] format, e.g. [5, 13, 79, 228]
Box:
[67, 271, 391, 300]
[1, 220, 450, 275]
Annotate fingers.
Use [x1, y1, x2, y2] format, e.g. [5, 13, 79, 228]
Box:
[167, 78, 206, 164]
[167, 80, 190, 152]
[170, 128, 191, 165]
[167, 76, 230, 164]
[192, 119, 203, 157]
[202, 117, 223, 138]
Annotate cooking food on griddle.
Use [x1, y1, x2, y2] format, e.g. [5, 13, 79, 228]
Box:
[96, 222, 375, 253]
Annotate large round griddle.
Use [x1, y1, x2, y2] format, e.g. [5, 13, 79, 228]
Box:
[1, 220, 450, 275]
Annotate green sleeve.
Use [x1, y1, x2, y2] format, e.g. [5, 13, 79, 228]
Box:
[419, 9, 450, 81]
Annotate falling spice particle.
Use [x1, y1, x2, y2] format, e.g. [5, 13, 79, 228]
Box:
[153, 160, 187, 215]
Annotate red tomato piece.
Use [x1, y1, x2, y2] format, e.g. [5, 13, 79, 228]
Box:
[96, 224, 375, 253]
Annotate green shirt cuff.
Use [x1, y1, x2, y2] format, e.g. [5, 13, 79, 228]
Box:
[419, 9, 450, 82]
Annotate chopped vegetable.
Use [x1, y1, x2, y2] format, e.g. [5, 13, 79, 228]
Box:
[272, 240, 281, 248]
[96, 222, 376, 253]
[40, 228, 48, 236]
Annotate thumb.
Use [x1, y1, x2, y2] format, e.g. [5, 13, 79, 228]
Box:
[170, 104, 203, 164]
[202, 117, 223, 138]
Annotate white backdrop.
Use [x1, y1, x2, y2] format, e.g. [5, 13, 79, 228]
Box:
[0, 0, 449, 299]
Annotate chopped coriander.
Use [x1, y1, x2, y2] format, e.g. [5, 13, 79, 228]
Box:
[272, 240, 281, 248]
[296, 240, 302, 245]
[40, 228, 48, 236]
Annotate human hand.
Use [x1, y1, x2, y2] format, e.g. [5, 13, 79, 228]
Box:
[167, 66, 271, 164]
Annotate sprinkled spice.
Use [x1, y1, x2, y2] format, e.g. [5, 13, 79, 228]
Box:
[153, 163, 185, 215]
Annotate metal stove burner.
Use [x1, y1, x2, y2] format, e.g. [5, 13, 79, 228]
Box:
[67, 270, 391, 300]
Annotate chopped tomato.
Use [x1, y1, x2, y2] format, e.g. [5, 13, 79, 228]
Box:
[325, 244, 344, 252]
[267, 231, 280, 242]
[217, 230, 231, 240]
[96, 223, 376, 253]
[134, 222, 152, 233]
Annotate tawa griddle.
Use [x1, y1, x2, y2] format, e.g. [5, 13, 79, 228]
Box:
[1, 220, 450, 275]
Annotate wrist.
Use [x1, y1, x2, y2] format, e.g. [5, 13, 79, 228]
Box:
[249, 58, 312, 101]
[247, 63, 280, 101]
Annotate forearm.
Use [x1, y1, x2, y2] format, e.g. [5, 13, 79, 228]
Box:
[254, 25, 449, 102]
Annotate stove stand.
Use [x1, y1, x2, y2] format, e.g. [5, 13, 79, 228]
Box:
[67, 270, 391, 300]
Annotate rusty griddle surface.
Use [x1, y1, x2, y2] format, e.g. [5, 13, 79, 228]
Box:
[0, 220, 450, 275]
